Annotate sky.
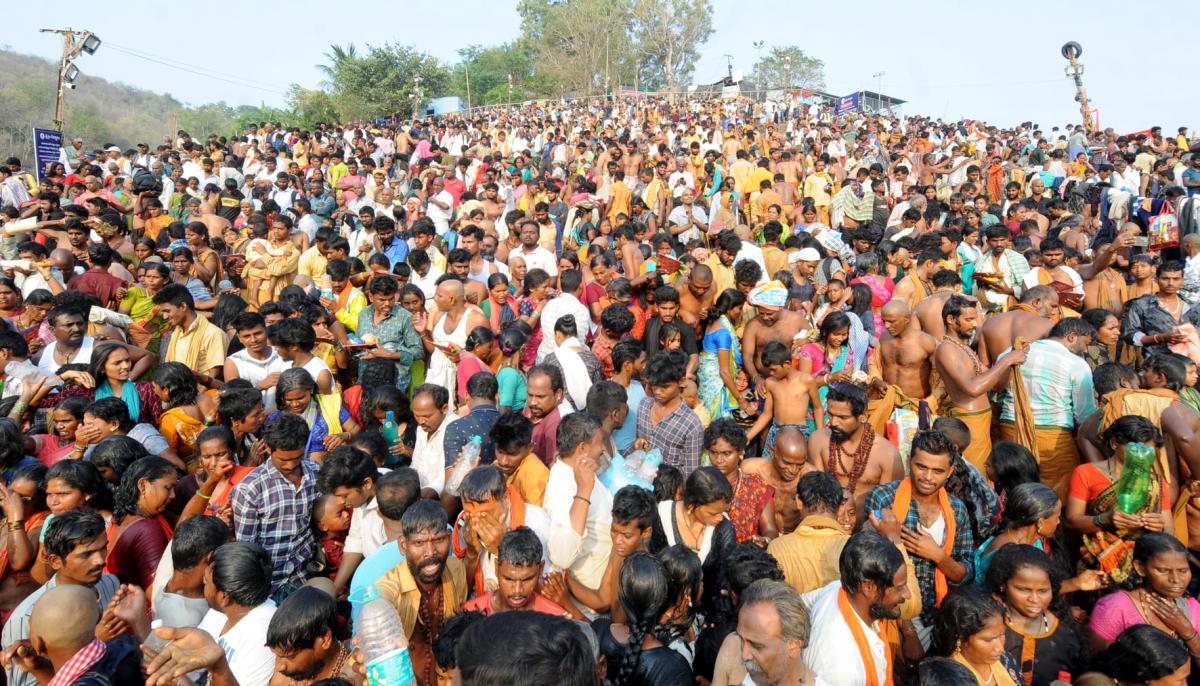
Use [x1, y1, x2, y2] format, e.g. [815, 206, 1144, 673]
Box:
[4, 0, 1195, 133]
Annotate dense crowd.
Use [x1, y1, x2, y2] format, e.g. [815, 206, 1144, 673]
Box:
[0, 95, 1197, 686]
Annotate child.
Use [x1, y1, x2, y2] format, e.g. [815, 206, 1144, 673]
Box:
[561, 485, 660, 617]
[635, 351, 704, 472]
[652, 464, 684, 503]
[312, 492, 351, 580]
[681, 378, 710, 428]
[746, 341, 820, 452]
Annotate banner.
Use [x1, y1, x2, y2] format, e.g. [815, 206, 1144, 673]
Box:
[835, 92, 861, 114]
[32, 128, 63, 183]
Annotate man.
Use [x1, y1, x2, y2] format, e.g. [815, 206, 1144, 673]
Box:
[514, 220, 557, 277]
[865, 430, 971, 643]
[455, 466, 551, 598]
[1123, 260, 1200, 360]
[610, 339, 647, 456]
[444, 372, 502, 481]
[933, 294, 1027, 473]
[1023, 237, 1084, 313]
[972, 225, 1031, 313]
[490, 411, 549, 507]
[67, 244, 126, 309]
[544, 411, 613, 596]
[997, 317, 1098, 498]
[676, 264, 717, 335]
[462, 527, 567, 618]
[319, 446, 383, 597]
[231, 413, 319, 600]
[737, 580, 821, 686]
[667, 189, 708, 242]
[371, 215, 409, 269]
[347, 468, 422, 620]
[197, 542, 278, 686]
[891, 249, 940, 309]
[635, 351, 703, 473]
[377, 500, 467, 686]
[607, 170, 631, 224]
[978, 285, 1057, 365]
[224, 312, 287, 413]
[642, 286, 699, 377]
[357, 274, 423, 391]
[878, 300, 938, 402]
[742, 281, 806, 387]
[808, 382, 903, 524]
[410, 384, 455, 497]
[266, 587, 360, 685]
[537, 269, 591, 361]
[154, 515, 230, 629]
[155, 283, 227, 388]
[802, 532, 915, 686]
[524, 365, 568, 466]
[323, 259, 367, 333]
[767, 472, 851, 594]
[2, 512, 119, 686]
[744, 426, 809, 534]
[910, 269, 962, 339]
[705, 231, 742, 296]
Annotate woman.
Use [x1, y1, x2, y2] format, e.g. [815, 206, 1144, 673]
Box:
[1081, 308, 1121, 371]
[271, 368, 356, 462]
[798, 311, 855, 431]
[360, 385, 416, 465]
[591, 552, 695, 686]
[507, 255, 527, 296]
[1089, 533, 1200, 656]
[0, 464, 48, 623]
[849, 252, 893, 336]
[31, 460, 112, 584]
[698, 289, 749, 422]
[457, 326, 497, 406]
[177, 426, 253, 527]
[0, 278, 23, 320]
[106, 456, 177, 588]
[657, 545, 702, 665]
[658, 467, 736, 620]
[518, 269, 553, 370]
[26, 396, 87, 466]
[985, 441, 1041, 529]
[1066, 416, 1172, 582]
[879, 241, 909, 282]
[1083, 625, 1190, 685]
[496, 326, 528, 413]
[930, 590, 1023, 686]
[132, 237, 158, 265]
[12, 289, 52, 353]
[153, 362, 213, 471]
[399, 285, 430, 392]
[58, 342, 163, 426]
[703, 419, 777, 544]
[547, 315, 600, 413]
[983, 545, 1087, 686]
[91, 436, 148, 486]
[481, 273, 519, 332]
[244, 216, 300, 306]
[184, 222, 223, 289]
[119, 262, 171, 352]
[975, 482, 1061, 585]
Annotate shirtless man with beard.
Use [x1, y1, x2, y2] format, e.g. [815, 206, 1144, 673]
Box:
[933, 294, 1027, 473]
[978, 285, 1057, 366]
[911, 269, 963, 340]
[808, 382, 902, 525]
[742, 426, 809, 535]
[879, 300, 938, 401]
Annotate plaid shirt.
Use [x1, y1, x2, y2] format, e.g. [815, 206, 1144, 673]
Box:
[636, 396, 703, 474]
[232, 457, 320, 592]
[865, 479, 974, 624]
[48, 639, 106, 686]
[998, 339, 1097, 429]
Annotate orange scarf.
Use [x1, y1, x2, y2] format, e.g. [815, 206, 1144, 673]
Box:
[890, 479, 955, 606]
[837, 587, 893, 686]
[453, 485, 526, 597]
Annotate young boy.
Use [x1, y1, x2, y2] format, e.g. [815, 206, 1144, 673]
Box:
[558, 485, 658, 617]
[746, 341, 820, 452]
[635, 350, 703, 473]
[490, 411, 549, 507]
[681, 378, 710, 428]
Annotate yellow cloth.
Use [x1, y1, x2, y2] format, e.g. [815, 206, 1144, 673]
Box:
[1100, 388, 1179, 485]
[508, 453, 549, 508]
[945, 406, 993, 475]
[160, 407, 204, 471]
[334, 287, 367, 333]
[767, 515, 847, 595]
[164, 314, 227, 374]
[298, 245, 328, 284]
[376, 554, 467, 641]
[998, 423, 1077, 501]
[607, 180, 631, 223]
[899, 275, 928, 308]
[952, 653, 1017, 686]
[706, 255, 736, 297]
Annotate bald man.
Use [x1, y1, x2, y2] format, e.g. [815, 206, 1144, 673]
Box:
[743, 426, 809, 534]
[430, 278, 489, 410]
[978, 285, 1057, 365]
[677, 263, 716, 334]
[878, 300, 938, 401]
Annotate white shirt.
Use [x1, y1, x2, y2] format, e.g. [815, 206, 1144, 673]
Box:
[544, 461, 613, 588]
[538, 293, 592, 361]
[517, 244, 558, 278]
[411, 266, 444, 301]
[197, 601, 277, 686]
[228, 347, 287, 413]
[668, 204, 707, 243]
[802, 581, 888, 686]
[472, 503, 552, 592]
[735, 241, 769, 283]
[413, 413, 455, 493]
[427, 190, 455, 234]
[345, 495, 386, 557]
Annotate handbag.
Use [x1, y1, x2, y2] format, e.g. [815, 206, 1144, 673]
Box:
[1149, 202, 1180, 252]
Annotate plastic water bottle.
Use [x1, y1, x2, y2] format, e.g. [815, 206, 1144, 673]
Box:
[357, 585, 416, 686]
[142, 619, 170, 655]
[1049, 671, 1072, 686]
[381, 411, 400, 448]
[1116, 442, 1156, 514]
[445, 435, 483, 496]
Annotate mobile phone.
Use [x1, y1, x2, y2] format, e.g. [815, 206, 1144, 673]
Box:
[1129, 236, 1148, 248]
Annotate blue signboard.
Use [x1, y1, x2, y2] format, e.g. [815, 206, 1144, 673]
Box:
[32, 128, 63, 182]
[835, 92, 861, 114]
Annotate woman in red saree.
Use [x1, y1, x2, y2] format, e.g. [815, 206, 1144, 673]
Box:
[105, 457, 179, 589]
[703, 418, 778, 544]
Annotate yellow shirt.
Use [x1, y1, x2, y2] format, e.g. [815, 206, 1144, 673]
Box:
[706, 255, 736, 297]
[165, 313, 227, 374]
[767, 514, 848, 594]
[377, 554, 467, 641]
[298, 245, 328, 284]
[804, 172, 833, 206]
[508, 454, 550, 508]
[746, 167, 773, 197]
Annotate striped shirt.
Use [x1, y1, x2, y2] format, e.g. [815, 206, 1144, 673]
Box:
[999, 339, 1097, 429]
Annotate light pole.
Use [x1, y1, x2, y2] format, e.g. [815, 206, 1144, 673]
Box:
[1061, 42, 1094, 136]
[39, 27, 101, 131]
[507, 73, 513, 113]
[412, 74, 423, 121]
[872, 71, 886, 111]
[464, 63, 472, 112]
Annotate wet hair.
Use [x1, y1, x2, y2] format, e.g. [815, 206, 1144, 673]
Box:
[1102, 414, 1163, 450]
[376, 468, 422, 521]
[402, 499, 449, 538]
[1093, 363, 1138, 395]
[497, 526, 543, 568]
[112, 456, 178, 521]
[703, 417, 747, 453]
[615, 553, 671, 686]
[826, 382, 867, 416]
[90, 436, 149, 482]
[928, 590, 1005, 658]
[263, 412, 310, 452]
[152, 362, 199, 409]
[171, 515, 231, 571]
[1131, 533, 1189, 590]
[796, 472, 845, 514]
[918, 658, 977, 686]
[840, 531, 905, 596]
[999, 482, 1059, 532]
[316, 445, 376, 493]
[43, 460, 111, 512]
[612, 485, 665, 549]
[266, 586, 338, 652]
[43, 510, 105, 561]
[682, 466, 733, 509]
[1091, 625, 1189, 683]
[653, 465, 683, 503]
[987, 442, 1040, 497]
[1144, 354, 1187, 391]
[210, 542, 273, 607]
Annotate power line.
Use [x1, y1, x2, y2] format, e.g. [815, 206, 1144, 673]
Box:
[105, 42, 284, 90]
[102, 44, 290, 96]
[922, 77, 1069, 90]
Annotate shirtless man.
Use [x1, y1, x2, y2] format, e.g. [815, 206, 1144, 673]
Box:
[676, 263, 716, 335]
[933, 294, 1027, 473]
[978, 285, 1057, 365]
[878, 300, 938, 400]
[808, 382, 903, 525]
[911, 269, 962, 339]
[742, 299, 807, 390]
[743, 426, 808, 535]
[891, 250, 941, 309]
[188, 196, 231, 239]
[1023, 238, 1084, 312]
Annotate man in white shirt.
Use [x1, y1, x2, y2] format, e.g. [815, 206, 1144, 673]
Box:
[537, 268, 592, 361]
[514, 219, 558, 277]
[411, 384, 455, 497]
[802, 532, 910, 686]
[196, 542, 278, 686]
[426, 177, 455, 235]
[667, 190, 708, 243]
[319, 447, 386, 597]
[544, 412, 612, 592]
[738, 580, 826, 686]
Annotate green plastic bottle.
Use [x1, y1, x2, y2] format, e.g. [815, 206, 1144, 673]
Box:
[381, 411, 400, 447]
[1116, 442, 1156, 514]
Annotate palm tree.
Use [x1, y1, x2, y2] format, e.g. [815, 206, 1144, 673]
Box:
[317, 43, 358, 88]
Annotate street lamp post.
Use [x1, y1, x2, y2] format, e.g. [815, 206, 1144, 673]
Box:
[39, 27, 101, 131]
[412, 74, 423, 121]
[507, 73, 513, 113]
[1061, 42, 1095, 136]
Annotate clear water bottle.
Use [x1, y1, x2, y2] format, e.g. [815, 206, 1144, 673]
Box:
[1116, 442, 1156, 514]
[445, 435, 483, 496]
[381, 410, 400, 447]
[357, 584, 416, 686]
[142, 619, 169, 655]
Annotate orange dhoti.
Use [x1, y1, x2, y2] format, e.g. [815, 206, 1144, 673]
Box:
[945, 406, 992, 475]
[998, 422, 1078, 501]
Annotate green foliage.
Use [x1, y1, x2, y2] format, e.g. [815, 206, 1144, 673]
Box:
[750, 46, 825, 90]
[451, 43, 535, 107]
[322, 43, 449, 120]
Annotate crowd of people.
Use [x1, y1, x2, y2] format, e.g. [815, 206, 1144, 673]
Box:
[0, 94, 1197, 686]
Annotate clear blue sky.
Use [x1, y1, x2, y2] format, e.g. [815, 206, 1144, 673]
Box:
[4, 0, 1194, 133]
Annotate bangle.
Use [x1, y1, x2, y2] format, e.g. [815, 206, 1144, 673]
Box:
[194, 491, 211, 501]
[1093, 513, 1105, 530]
[7, 520, 24, 532]
[1182, 629, 1198, 642]
[573, 495, 591, 505]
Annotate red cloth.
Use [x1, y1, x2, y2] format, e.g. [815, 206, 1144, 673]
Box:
[728, 473, 775, 543]
[105, 516, 172, 588]
[525, 406, 562, 466]
[67, 269, 126, 309]
[461, 591, 569, 617]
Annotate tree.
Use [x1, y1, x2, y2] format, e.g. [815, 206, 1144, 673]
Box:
[317, 43, 358, 87]
[517, 0, 635, 96]
[750, 46, 825, 90]
[630, 0, 714, 92]
[325, 44, 449, 121]
[451, 43, 535, 107]
[287, 85, 340, 127]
